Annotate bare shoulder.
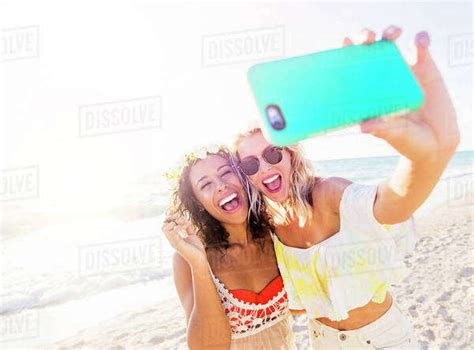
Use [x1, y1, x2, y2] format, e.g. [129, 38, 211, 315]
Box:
[311, 176, 353, 214]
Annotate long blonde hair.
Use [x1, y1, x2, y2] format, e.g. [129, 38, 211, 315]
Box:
[233, 128, 319, 227]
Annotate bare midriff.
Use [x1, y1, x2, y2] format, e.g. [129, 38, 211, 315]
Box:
[316, 293, 393, 330]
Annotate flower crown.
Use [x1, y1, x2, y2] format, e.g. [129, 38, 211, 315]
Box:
[163, 143, 227, 192]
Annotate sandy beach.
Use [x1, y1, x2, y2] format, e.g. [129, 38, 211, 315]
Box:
[43, 198, 473, 350]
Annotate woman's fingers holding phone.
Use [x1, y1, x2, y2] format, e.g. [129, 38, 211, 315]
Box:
[344, 28, 376, 46]
[413, 31, 431, 67]
[342, 37, 354, 47]
[382, 25, 402, 41]
[358, 28, 376, 44]
[342, 25, 402, 47]
[344, 26, 399, 47]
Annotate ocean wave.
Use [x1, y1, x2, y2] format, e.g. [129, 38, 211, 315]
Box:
[0, 267, 172, 315]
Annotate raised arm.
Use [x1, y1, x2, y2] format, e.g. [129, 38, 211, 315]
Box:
[163, 217, 231, 349]
[344, 26, 460, 224]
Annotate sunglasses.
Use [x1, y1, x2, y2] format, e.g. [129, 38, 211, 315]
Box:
[238, 146, 283, 176]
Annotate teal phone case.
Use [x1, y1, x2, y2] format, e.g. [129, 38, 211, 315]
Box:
[247, 40, 424, 146]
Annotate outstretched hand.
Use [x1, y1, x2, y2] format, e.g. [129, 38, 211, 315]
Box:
[344, 25, 460, 162]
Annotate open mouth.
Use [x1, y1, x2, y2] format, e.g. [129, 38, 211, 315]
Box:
[262, 174, 282, 193]
[218, 192, 241, 213]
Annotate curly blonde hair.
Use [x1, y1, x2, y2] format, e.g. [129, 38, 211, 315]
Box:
[233, 128, 320, 227]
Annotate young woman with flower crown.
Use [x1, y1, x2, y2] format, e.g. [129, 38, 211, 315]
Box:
[162, 146, 297, 349]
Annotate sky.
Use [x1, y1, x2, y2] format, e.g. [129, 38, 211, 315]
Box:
[1, 1, 472, 210]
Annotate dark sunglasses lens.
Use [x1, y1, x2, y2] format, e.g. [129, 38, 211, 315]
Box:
[263, 147, 283, 164]
[240, 158, 259, 175]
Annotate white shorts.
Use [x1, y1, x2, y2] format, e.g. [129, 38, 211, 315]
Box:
[308, 301, 419, 349]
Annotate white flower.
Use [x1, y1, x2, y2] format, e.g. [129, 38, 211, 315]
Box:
[195, 147, 208, 160]
[206, 143, 221, 154]
[194, 144, 223, 160]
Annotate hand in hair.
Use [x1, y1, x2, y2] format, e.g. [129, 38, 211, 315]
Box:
[162, 214, 206, 266]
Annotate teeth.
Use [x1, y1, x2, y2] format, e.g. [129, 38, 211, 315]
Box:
[263, 174, 279, 184]
[219, 193, 237, 207]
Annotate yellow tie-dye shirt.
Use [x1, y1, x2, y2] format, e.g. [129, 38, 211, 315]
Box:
[272, 183, 416, 321]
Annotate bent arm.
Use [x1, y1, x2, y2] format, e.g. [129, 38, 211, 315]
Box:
[373, 77, 460, 225]
[354, 27, 461, 225]
[374, 144, 458, 225]
[173, 253, 232, 350]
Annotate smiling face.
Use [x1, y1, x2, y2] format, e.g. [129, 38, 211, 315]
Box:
[236, 131, 292, 203]
[188, 155, 248, 225]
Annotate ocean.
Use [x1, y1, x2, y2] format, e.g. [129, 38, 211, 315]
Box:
[1, 151, 472, 347]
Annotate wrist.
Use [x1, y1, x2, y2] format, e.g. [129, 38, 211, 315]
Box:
[188, 254, 208, 270]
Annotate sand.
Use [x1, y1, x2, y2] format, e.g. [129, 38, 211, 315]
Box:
[39, 201, 474, 349]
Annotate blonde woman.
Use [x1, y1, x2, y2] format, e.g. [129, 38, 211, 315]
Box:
[233, 26, 459, 348]
[162, 147, 297, 349]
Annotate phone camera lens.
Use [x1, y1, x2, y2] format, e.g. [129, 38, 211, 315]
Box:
[266, 105, 286, 131]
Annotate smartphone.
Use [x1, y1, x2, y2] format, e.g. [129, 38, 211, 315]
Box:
[247, 40, 424, 146]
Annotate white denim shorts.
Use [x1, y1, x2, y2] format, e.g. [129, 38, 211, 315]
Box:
[308, 301, 419, 349]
